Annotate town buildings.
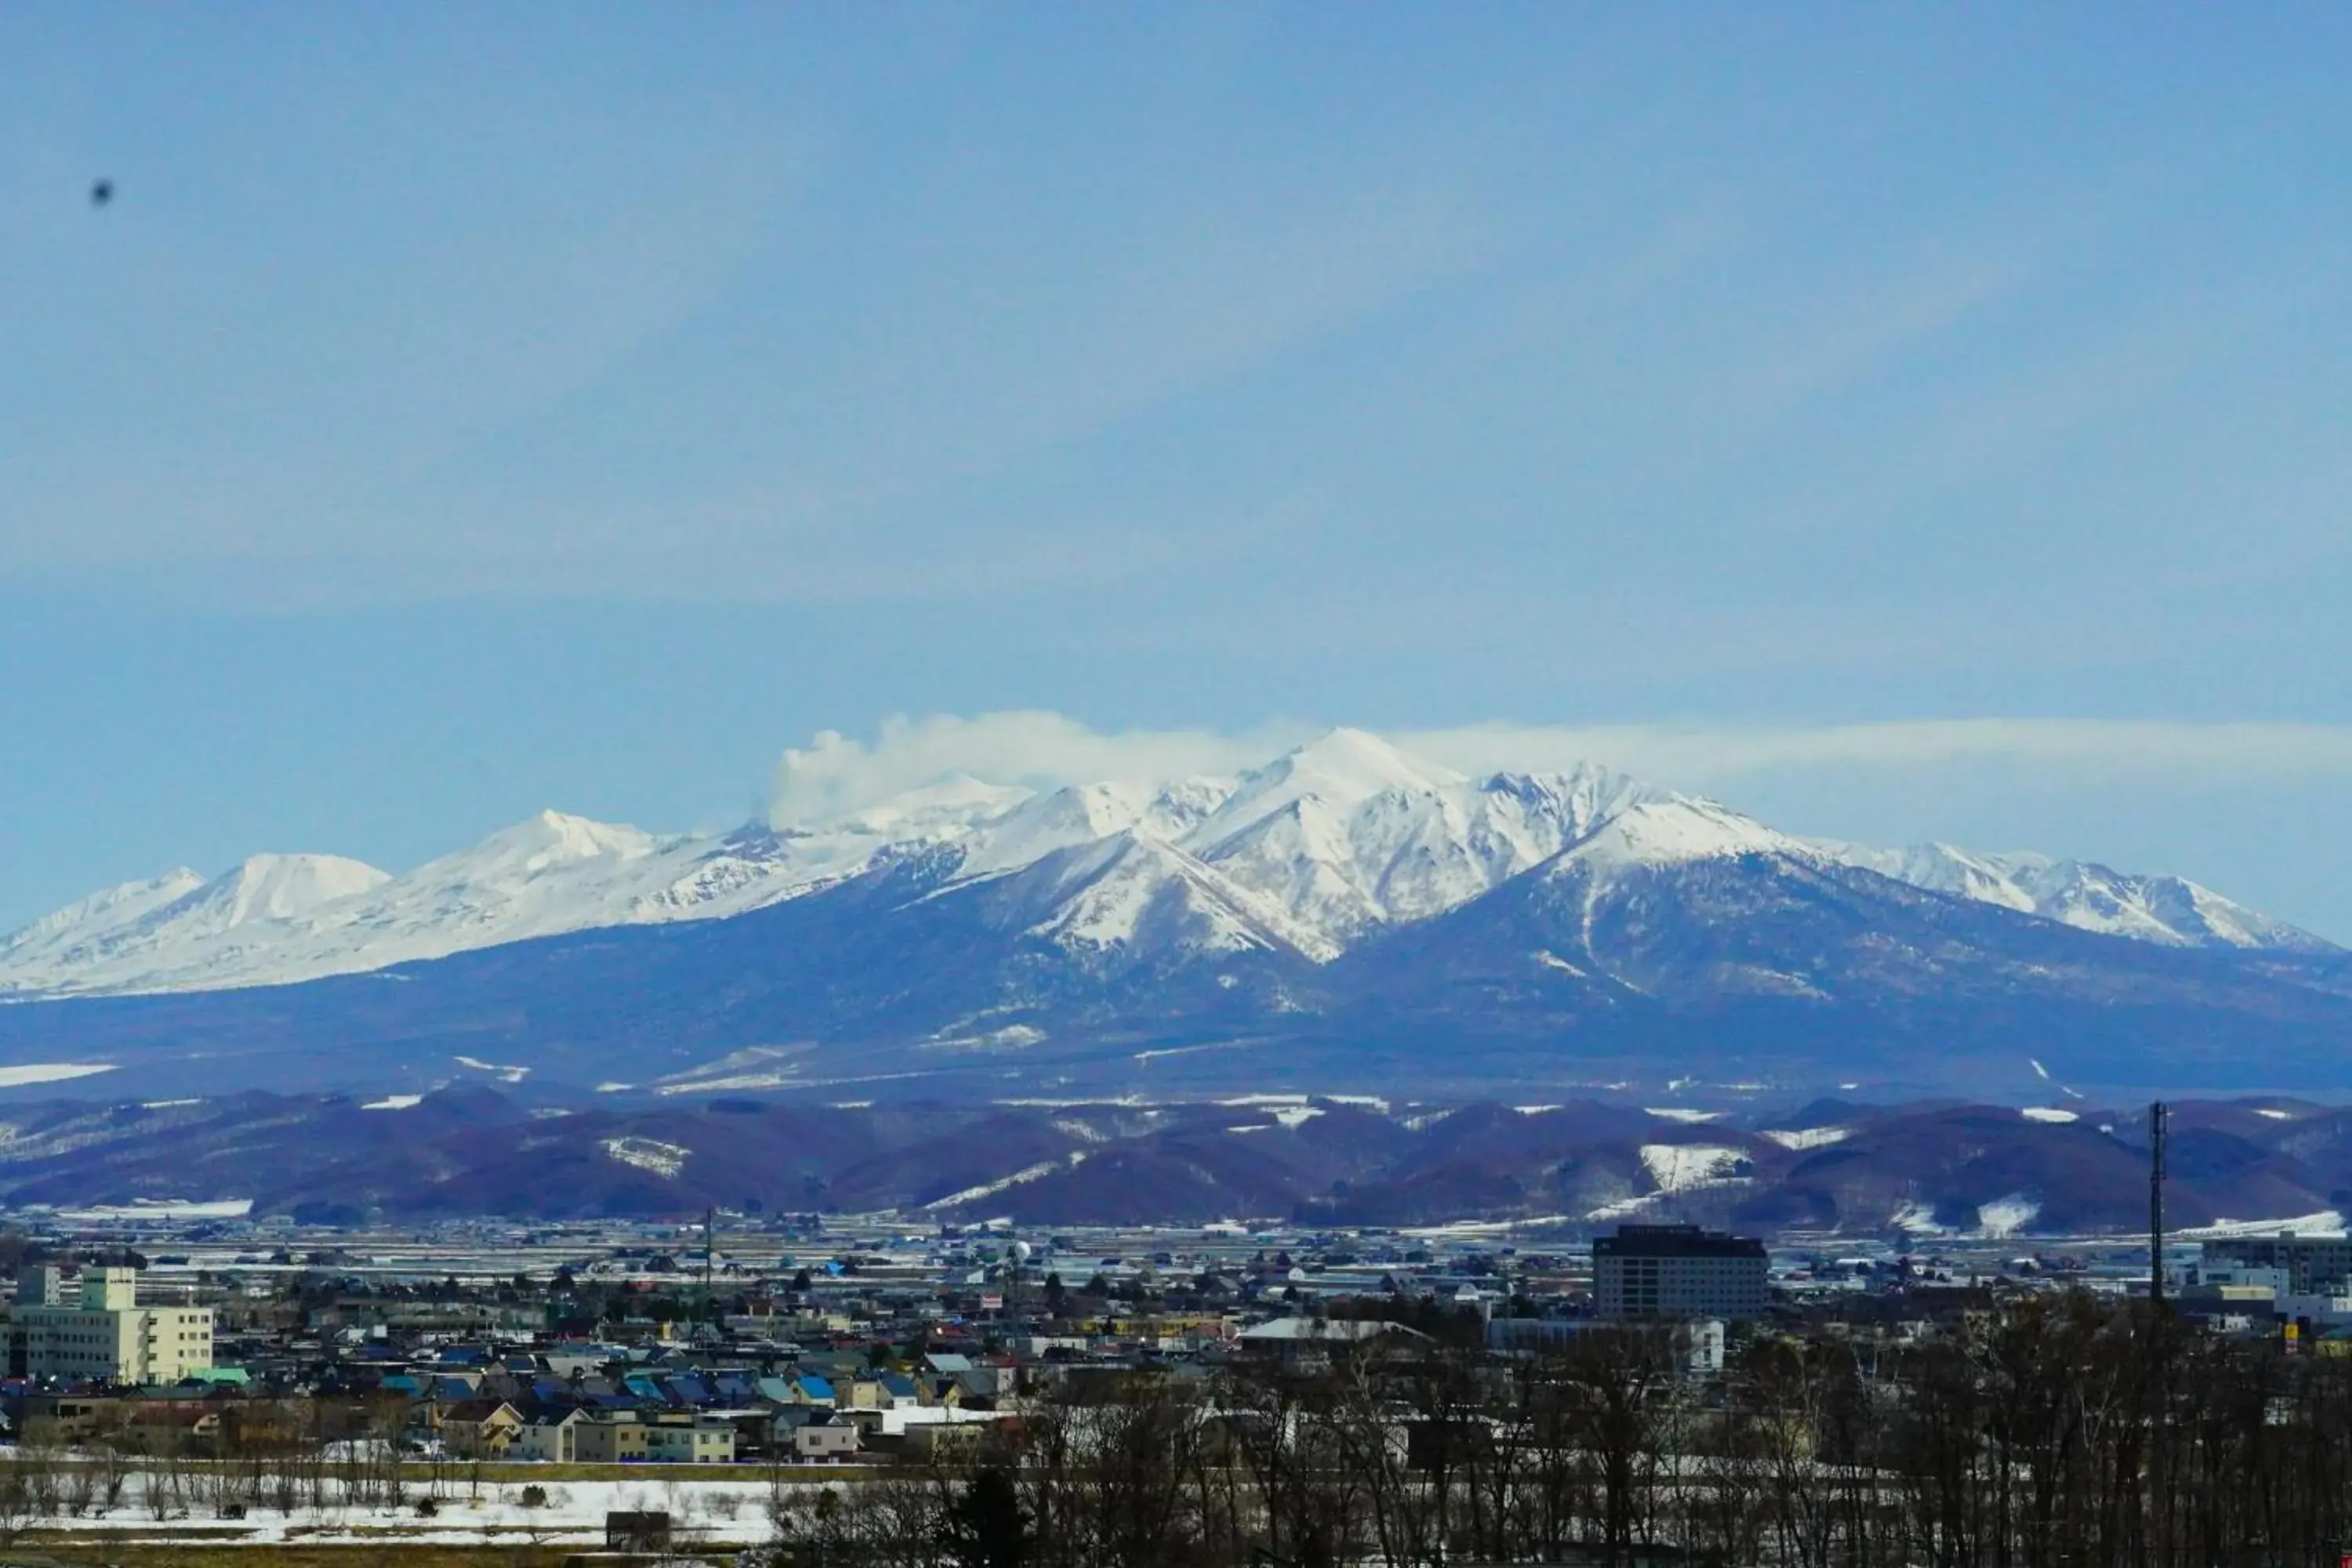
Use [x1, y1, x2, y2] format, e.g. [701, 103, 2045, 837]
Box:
[2200, 1234, 2352, 1296]
[8, 1265, 216, 1383]
[1592, 1223, 1769, 1321]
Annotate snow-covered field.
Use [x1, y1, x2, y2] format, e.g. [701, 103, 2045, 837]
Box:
[2179, 1210, 2347, 1240]
[0, 1062, 118, 1088]
[9, 1470, 805, 1549]
[1639, 1143, 1747, 1192]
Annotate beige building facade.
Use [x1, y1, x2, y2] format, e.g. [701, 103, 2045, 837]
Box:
[13, 1266, 216, 1384]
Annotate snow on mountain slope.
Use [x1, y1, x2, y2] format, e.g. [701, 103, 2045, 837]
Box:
[153, 854, 390, 931]
[0, 856, 388, 995]
[1817, 841, 2332, 951]
[0, 869, 206, 967]
[952, 780, 1234, 882]
[2027, 859, 2332, 950]
[1175, 730, 1661, 942]
[2, 728, 2331, 1000]
[1189, 728, 1465, 843]
[986, 830, 1327, 961]
[1554, 797, 1806, 874]
[1822, 841, 2039, 913]
[0, 786, 1041, 999]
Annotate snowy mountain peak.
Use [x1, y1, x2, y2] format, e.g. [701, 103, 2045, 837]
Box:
[194, 853, 392, 925]
[1813, 840, 2332, 952]
[1261, 724, 1458, 799]
[1287, 726, 1465, 790]
[1, 728, 2331, 1000]
[1477, 762, 1659, 826]
[0, 852, 389, 998]
[2008, 858, 2332, 953]
[1190, 728, 1461, 844]
[466, 810, 662, 869]
[1554, 797, 1804, 874]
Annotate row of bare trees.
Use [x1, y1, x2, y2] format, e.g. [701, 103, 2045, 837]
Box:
[770, 1293, 2352, 1568]
[0, 1396, 437, 1544]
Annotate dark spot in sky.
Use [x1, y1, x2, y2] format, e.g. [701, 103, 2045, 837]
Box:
[90, 179, 113, 208]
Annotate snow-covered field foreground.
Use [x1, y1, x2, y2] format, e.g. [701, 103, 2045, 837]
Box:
[4, 1469, 806, 1551]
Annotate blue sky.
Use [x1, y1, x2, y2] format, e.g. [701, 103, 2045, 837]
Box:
[5, 5, 2352, 935]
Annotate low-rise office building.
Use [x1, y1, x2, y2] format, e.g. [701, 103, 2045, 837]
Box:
[2202, 1236, 2352, 1297]
[10, 1266, 216, 1385]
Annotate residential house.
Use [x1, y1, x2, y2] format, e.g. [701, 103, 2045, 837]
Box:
[437, 1398, 524, 1458]
[513, 1408, 590, 1463]
[572, 1414, 652, 1463]
[791, 1411, 860, 1462]
[119, 1401, 223, 1457]
[644, 1412, 737, 1463]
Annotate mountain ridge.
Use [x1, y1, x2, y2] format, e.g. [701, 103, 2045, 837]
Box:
[0, 1083, 2345, 1234]
[4, 728, 2325, 1002]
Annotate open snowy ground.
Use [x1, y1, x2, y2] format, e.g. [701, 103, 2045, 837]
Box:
[7, 1470, 816, 1549]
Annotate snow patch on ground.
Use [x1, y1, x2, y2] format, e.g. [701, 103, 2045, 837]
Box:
[656, 1071, 801, 1094]
[1975, 1193, 2041, 1237]
[924, 1024, 1048, 1053]
[1640, 1144, 1748, 1191]
[361, 1094, 423, 1111]
[2256, 1108, 2294, 1120]
[2180, 1210, 2347, 1240]
[1762, 1126, 1849, 1149]
[7, 1472, 800, 1548]
[1891, 1200, 1954, 1235]
[601, 1136, 690, 1178]
[453, 1054, 531, 1083]
[2020, 1106, 2078, 1123]
[1644, 1107, 1724, 1123]
[0, 1062, 117, 1088]
[924, 1158, 1072, 1210]
[55, 1197, 252, 1221]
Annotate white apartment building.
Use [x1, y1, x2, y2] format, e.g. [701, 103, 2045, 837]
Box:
[12, 1265, 216, 1384]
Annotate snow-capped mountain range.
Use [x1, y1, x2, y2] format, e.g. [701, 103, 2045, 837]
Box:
[1, 729, 2329, 1002]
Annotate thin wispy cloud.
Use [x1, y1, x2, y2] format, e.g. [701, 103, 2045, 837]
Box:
[768, 712, 2352, 825]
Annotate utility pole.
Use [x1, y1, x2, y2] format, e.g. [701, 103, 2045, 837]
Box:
[2148, 1098, 2172, 1568]
[702, 1206, 716, 1326]
[2149, 1102, 2169, 1303]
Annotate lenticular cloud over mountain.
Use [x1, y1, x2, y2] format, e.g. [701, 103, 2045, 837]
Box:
[0, 721, 2331, 1004]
